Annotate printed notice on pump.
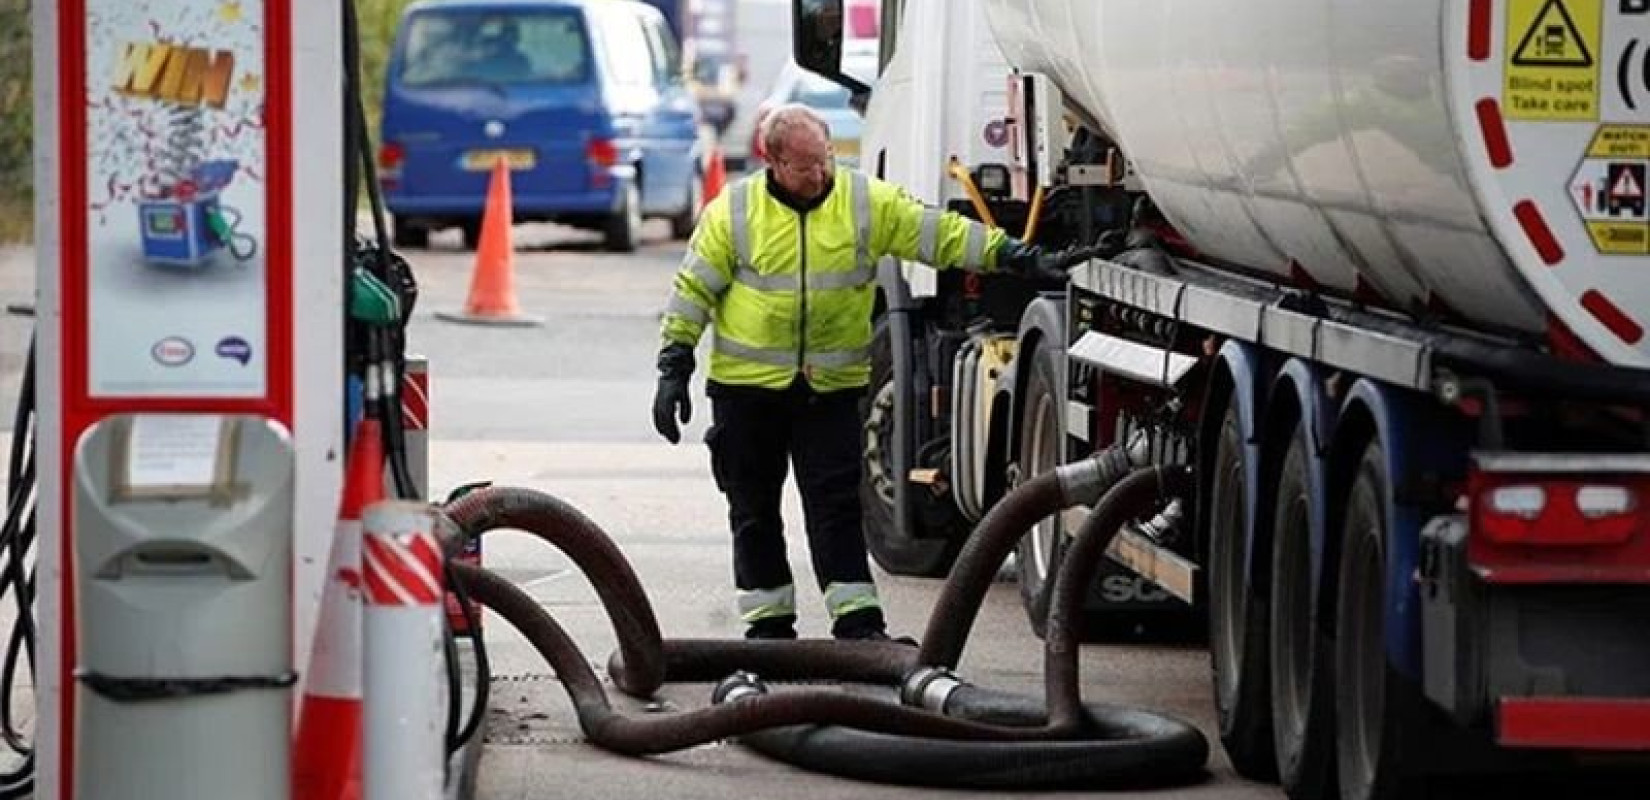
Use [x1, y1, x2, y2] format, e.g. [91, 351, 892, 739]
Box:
[119, 414, 235, 498]
[1505, 0, 1603, 121]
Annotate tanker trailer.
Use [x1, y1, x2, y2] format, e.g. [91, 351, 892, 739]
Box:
[793, 1, 1650, 798]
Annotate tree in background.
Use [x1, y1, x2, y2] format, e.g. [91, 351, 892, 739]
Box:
[359, 0, 420, 153]
[0, 0, 32, 243]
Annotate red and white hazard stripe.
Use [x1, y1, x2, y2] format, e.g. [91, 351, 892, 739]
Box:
[400, 363, 428, 432]
[362, 527, 442, 607]
[362, 501, 445, 800]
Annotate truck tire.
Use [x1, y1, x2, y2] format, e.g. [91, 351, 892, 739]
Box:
[1015, 334, 1064, 637]
[1335, 444, 1420, 800]
[1270, 428, 1336, 799]
[1209, 402, 1278, 780]
[858, 318, 964, 577]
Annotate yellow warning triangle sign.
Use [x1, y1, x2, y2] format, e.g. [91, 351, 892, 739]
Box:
[1513, 0, 1594, 68]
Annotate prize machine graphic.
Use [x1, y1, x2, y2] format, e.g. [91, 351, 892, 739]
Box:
[122, 47, 259, 268]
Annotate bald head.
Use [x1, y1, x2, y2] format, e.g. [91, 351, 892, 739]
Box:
[761, 103, 835, 200]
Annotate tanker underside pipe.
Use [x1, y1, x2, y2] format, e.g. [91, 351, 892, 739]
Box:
[440, 443, 1205, 790]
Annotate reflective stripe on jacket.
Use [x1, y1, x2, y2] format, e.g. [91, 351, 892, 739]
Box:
[659, 170, 1006, 391]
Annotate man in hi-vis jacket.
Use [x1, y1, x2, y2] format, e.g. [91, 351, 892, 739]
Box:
[653, 103, 1101, 640]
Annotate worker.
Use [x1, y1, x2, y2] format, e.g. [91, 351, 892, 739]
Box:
[653, 103, 1104, 640]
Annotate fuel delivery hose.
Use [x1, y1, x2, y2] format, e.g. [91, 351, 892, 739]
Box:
[450, 563, 1083, 754]
[439, 449, 1206, 789]
[921, 430, 1148, 670]
[714, 467, 1206, 789]
[441, 487, 667, 697]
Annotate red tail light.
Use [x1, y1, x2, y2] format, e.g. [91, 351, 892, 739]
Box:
[378, 142, 405, 174]
[378, 142, 404, 190]
[585, 138, 618, 168]
[1467, 456, 1650, 584]
[1470, 471, 1643, 547]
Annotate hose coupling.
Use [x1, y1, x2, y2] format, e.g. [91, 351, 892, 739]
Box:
[899, 666, 966, 713]
[1056, 430, 1154, 506]
[711, 671, 769, 704]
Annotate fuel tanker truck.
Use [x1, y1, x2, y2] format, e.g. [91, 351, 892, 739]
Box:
[791, 0, 1650, 797]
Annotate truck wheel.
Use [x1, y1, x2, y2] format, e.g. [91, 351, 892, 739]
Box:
[461, 219, 482, 251]
[1015, 334, 1064, 637]
[1270, 427, 1336, 799]
[1335, 444, 1419, 800]
[669, 171, 702, 241]
[1209, 402, 1278, 780]
[604, 180, 643, 252]
[858, 318, 964, 577]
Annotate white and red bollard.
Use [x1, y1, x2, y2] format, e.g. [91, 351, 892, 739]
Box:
[401, 356, 485, 638]
[362, 500, 447, 800]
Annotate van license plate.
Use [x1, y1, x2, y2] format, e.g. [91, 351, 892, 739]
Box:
[463, 149, 536, 171]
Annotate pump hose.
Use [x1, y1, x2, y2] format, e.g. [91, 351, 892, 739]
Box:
[439, 464, 1207, 788]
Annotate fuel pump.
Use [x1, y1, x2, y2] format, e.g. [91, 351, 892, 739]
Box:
[25, 2, 490, 795]
[31, 1, 344, 796]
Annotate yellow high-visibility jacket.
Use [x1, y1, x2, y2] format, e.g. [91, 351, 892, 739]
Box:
[659, 170, 1007, 391]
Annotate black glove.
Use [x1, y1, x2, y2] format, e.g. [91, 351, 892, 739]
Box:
[652, 343, 695, 445]
[995, 237, 1116, 281]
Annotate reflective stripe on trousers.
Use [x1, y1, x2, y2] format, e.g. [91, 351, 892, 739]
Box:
[824, 582, 880, 619]
[738, 584, 796, 623]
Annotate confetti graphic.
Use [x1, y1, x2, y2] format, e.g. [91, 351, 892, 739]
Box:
[87, 3, 265, 219]
[82, 0, 270, 399]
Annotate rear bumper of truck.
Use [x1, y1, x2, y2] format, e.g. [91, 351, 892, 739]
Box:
[1422, 513, 1650, 753]
[1497, 697, 1650, 751]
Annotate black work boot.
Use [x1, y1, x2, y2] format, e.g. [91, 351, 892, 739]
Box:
[745, 615, 798, 640]
[831, 608, 889, 640]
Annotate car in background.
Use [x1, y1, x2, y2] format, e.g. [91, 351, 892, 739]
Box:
[380, 0, 706, 252]
[749, 61, 865, 171]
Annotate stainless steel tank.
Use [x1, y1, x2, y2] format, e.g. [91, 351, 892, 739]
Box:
[984, 0, 1650, 367]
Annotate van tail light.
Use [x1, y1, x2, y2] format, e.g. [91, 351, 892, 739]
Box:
[586, 138, 618, 188]
[378, 142, 404, 190]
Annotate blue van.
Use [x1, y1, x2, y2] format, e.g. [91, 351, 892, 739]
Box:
[381, 0, 705, 252]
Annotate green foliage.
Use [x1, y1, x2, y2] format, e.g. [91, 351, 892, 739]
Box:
[0, 0, 33, 243]
[358, 0, 421, 149]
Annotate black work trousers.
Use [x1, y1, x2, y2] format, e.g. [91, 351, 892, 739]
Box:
[705, 379, 875, 603]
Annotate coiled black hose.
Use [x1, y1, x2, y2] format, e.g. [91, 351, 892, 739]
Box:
[442, 487, 666, 697]
[440, 461, 1208, 788]
[450, 563, 1060, 753]
[720, 466, 1207, 789]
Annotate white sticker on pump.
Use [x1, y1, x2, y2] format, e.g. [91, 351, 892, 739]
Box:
[83, 0, 268, 397]
[122, 414, 230, 495]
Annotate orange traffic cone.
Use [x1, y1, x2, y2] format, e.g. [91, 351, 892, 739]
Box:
[436, 158, 543, 326]
[703, 145, 727, 208]
[293, 418, 386, 800]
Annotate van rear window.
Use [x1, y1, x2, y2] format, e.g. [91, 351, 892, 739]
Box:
[400, 9, 592, 86]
